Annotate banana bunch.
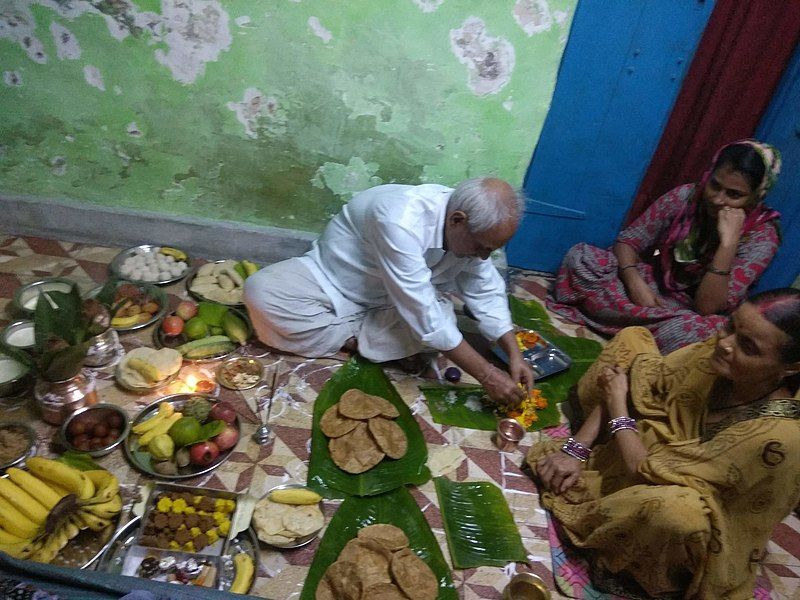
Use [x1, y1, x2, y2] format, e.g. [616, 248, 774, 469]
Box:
[0, 457, 123, 563]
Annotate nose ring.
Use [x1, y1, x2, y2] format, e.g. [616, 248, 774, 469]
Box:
[721, 345, 732, 353]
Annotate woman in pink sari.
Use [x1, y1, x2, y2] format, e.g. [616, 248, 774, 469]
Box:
[548, 139, 782, 353]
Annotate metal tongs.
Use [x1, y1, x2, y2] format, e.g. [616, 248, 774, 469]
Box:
[253, 363, 280, 445]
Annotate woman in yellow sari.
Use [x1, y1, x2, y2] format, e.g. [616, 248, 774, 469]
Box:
[528, 288, 800, 599]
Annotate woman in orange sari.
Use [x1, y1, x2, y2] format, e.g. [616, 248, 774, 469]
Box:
[529, 288, 800, 599]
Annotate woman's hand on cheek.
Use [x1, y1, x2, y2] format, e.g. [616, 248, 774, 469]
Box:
[716, 207, 746, 247]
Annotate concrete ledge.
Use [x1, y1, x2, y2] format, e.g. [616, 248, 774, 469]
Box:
[1, 194, 316, 264]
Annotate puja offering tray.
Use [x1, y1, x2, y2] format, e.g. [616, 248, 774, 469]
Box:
[493, 329, 572, 379]
[97, 482, 257, 593]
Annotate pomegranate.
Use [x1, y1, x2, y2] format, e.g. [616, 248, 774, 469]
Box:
[189, 440, 220, 466]
[175, 300, 198, 321]
[213, 424, 239, 451]
[161, 315, 184, 337]
[209, 401, 237, 424]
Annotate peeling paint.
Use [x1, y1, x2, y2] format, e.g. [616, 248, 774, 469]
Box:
[127, 122, 142, 137]
[83, 65, 105, 91]
[50, 22, 81, 60]
[311, 158, 382, 199]
[513, 0, 553, 36]
[154, 0, 232, 84]
[227, 87, 285, 139]
[503, 98, 514, 111]
[412, 0, 445, 13]
[308, 16, 331, 43]
[0, 3, 47, 63]
[3, 70, 22, 86]
[235, 15, 251, 27]
[450, 17, 515, 96]
[50, 155, 66, 176]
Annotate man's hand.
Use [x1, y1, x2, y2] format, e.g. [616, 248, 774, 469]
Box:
[479, 365, 526, 406]
[536, 450, 584, 494]
[508, 354, 535, 395]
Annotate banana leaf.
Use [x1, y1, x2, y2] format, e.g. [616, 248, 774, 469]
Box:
[434, 477, 527, 568]
[419, 383, 560, 432]
[307, 356, 431, 499]
[300, 486, 457, 600]
[509, 296, 603, 401]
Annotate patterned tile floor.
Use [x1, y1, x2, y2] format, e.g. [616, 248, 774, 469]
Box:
[0, 234, 798, 599]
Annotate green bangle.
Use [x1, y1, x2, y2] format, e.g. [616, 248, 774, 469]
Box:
[706, 265, 731, 276]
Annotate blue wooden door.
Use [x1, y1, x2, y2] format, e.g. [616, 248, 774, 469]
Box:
[507, 0, 714, 272]
[753, 44, 800, 291]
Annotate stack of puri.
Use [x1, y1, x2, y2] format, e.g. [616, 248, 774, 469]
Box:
[321, 389, 408, 474]
[316, 524, 438, 600]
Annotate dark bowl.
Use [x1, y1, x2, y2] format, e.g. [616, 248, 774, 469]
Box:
[0, 421, 36, 472]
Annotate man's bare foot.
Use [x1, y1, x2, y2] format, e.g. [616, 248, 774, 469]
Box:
[340, 337, 359, 354]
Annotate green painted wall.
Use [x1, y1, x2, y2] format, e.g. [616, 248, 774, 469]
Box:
[1, 0, 575, 234]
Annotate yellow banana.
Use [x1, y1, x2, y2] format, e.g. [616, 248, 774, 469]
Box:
[131, 401, 175, 434]
[230, 552, 255, 594]
[0, 539, 36, 560]
[82, 470, 119, 505]
[77, 509, 112, 532]
[0, 477, 49, 524]
[63, 518, 80, 541]
[269, 488, 322, 505]
[26, 457, 95, 501]
[6, 467, 66, 510]
[138, 412, 182, 447]
[160, 247, 188, 262]
[0, 496, 41, 539]
[31, 526, 67, 564]
[0, 527, 26, 544]
[86, 494, 122, 518]
[69, 512, 88, 532]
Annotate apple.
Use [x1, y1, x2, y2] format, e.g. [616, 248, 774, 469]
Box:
[175, 300, 198, 321]
[213, 424, 239, 451]
[189, 440, 220, 466]
[161, 315, 184, 337]
[209, 401, 237, 424]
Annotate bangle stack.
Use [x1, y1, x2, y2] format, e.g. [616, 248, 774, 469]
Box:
[608, 416, 637, 436]
[560, 437, 591, 462]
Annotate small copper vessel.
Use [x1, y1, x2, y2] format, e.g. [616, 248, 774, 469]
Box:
[493, 418, 525, 452]
[502, 573, 552, 600]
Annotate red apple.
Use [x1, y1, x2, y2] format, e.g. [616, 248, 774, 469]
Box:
[189, 440, 220, 466]
[161, 315, 184, 337]
[213, 424, 239, 451]
[209, 401, 237, 424]
[175, 300, 198, 321]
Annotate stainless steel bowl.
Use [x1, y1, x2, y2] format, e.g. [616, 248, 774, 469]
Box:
[84, 327, 120, 368]
[0, 352, 33, 398]
[13, 277, 76, 315]
[253, 483, 324, 549]
[1, 320, 36, 352]
[0, 421, 36, 472]
[109, 245, 191, 286]
[59, 403, 130, 457]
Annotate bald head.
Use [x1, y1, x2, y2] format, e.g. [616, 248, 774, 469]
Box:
[447, 177, 525, 233]
[443, 177, 524, 259]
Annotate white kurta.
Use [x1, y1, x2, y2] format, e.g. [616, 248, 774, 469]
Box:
[244, 184, 514, 360]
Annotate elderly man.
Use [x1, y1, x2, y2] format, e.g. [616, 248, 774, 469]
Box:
[244, 177, 533, 404]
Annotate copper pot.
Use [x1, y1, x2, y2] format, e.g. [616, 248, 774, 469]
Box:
[34, 371, 98, 425]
